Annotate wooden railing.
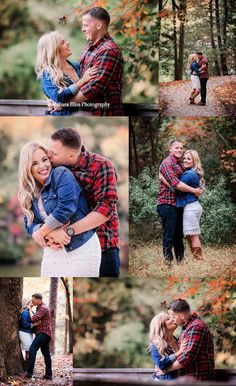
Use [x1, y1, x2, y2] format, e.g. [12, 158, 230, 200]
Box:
[0, 100, 159, 116]
[73, 368, 236, 386]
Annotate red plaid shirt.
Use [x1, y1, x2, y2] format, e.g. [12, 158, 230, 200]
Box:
[177, 313, 215, 381]
[72, 146, 119, 251]
[79, 33, 123, 116]
[31, 303, 51, 337]
[157, 154, 184, 206]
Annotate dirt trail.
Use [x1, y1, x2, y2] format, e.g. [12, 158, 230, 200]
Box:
[159, 75, 236, 116]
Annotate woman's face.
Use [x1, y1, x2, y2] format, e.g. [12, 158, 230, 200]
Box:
[31, 148, 52, 186]
[164, 315, 177, 332]
[59, 38, 72, 59]
[183, 152, 194, 169]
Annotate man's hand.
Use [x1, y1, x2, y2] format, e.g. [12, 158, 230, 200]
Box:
[47, 98, 63, 113]
[46, 227, 71, 245]
[32, 230, 47, 248]
[155, 366, 165, 376]
[194, 187, 203, 197]
[33, 320, 42, 326]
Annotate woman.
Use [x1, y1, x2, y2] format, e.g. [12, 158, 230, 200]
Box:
[35, 31, 98, 115]
[188, 54, 201, 105]
[19, 299, 34, 366]
[176, 150, 205, 260]
[148, 312, 182, 381]
[18, 141, 101, 277]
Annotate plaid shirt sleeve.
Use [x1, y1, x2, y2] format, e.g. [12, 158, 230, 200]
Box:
[160, 162, 180, 188]
[92, 160, 118, 219]
[79, 48, 121, 99]
[177, 325, 205, 366]
[31, 306, 48, 322]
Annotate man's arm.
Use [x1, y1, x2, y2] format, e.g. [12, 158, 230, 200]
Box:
[71, 48, 122, 103]
[29, 305, 47, 323]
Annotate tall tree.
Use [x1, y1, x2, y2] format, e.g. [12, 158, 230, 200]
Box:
[49, 278, 58, 354]
[209, 0, 221, 75]
[215, 0, 228, 74]
[0, 278, 24, 382]
[61, 278, 73, 354]
[172, 0, 187, 80]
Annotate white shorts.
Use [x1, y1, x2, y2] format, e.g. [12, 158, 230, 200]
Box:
[183, 201, 203, 236]
[19, 331, 34, 351]
[191, 74, 201, 89]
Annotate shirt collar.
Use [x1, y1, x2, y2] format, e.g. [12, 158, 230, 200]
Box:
[169, 154, 182, 164]
[73, 145, 88, 171]
[88, 32, 110, 50]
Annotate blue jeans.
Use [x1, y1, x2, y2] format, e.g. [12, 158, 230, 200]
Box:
[27, 332, 52, 376]
[200, 78, 208, 103]
[99, 247, 120, 277]
[157, 204, 184, 262]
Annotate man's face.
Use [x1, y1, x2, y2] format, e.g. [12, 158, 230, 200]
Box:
[169, 141, 183, 159]
[31, 297, 40, 306]
[168, 309, 185, 326]
[48, 139, 76, 167]
[82, 14, 100, 43]
[197, 54, 203, 60]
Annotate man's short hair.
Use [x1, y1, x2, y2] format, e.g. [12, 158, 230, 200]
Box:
[83, 7, 110, 26]
[32, 293, 43, 300]
[168, 299, 190, 312]
[169, 138, 183, 147]
[196, 51, 203, 55]
[51, 128, 82, 150]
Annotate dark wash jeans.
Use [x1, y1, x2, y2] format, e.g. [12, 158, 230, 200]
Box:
[157, 204, 184, 262]
[27, 332, 52, 376]
[99, 247, 120, 277]
[200, 78, 208, 104]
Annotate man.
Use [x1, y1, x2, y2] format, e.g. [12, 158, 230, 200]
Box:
[157, 139, 202, 264]
[165, 299, 215, 381]
[71, 7, 123, 116]
[25, 293, 52, 380]
[196, 51, 209, 106]
[45, 128, 120, 277]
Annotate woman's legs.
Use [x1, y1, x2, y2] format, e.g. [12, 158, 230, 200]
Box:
[186, 235, 204, 260]
[190, 88, 197, 104]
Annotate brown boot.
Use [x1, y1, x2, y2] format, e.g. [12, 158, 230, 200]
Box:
[191, 247, 204, 260]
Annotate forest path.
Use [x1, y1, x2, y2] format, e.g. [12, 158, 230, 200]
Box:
[159, 75, 236, 116]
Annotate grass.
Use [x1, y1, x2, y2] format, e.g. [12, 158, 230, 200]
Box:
[129, 243, 236, 278]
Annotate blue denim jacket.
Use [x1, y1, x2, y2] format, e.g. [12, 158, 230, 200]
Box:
[151, 343, 178, 380]
[191, 61, 200, 75]
[19, 309, 33, 333]
[24, 166, 94, 252]
[176, 168, 200, 208]
[41, 60, 81, 116]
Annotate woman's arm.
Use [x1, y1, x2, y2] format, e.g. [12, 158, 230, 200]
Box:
[150, 345, 177, 371]
[42, 67, 98, 104]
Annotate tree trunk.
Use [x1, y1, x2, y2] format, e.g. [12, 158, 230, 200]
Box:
[61, 278, 73, 354]
[221, 0, 228, 74]
[209, 0, 221, 75]
[172, 0, 178, 80]
[215, 0, 228, 75]
[129, 117, 139, 177]
[0, 278, 24, 382]
[49, 278, 58, 354]
[177, 0, 187, 80]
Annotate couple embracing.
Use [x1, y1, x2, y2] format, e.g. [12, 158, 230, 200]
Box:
[157, 139, 205, 265]
[35, 7, 123, 116]
[188, 51, 209, 106]
[149, 299, 215, 381]
[18, 128, 120, 277]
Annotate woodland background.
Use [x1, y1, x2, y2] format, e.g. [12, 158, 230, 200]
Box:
[129, 116, 236, 277]
[73, 277, 236, 370]
[0, 277, 73, 385]
[0, 0, 158, 103]
[0, 117, 128, 276]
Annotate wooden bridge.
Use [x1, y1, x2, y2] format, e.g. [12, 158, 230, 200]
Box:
[73, 368, 236, 386]
[0, 100, 159, 116]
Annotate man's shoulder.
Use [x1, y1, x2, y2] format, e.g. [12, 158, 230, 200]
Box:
[160, 155, 174, 167]
[98, 36, 122, 54]
[87, 151, 114, 169]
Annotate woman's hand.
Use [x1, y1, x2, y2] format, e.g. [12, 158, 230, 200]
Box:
[175, 339, 188, 356]
[80, 66, 98, 84]
[32, 230, 47, 248]
[46, 227, 71, 246]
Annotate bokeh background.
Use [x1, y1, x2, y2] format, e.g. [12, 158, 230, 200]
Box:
[0, 0, 158, 103]
[73, 277, 236, 370]
[0, 116, 128, 276]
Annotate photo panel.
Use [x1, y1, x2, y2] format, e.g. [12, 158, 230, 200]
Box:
[0, 116, 128, 277]
[129, 116, 236, 278]
[73, 277, 236, 384]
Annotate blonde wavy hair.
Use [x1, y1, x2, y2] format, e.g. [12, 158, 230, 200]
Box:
[35, 31, 69, 91]
[184, 149, 205, 186]
[188, 53, 198, 66]
[148, 312, 170, 357]
[18, 141, 50, 225]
